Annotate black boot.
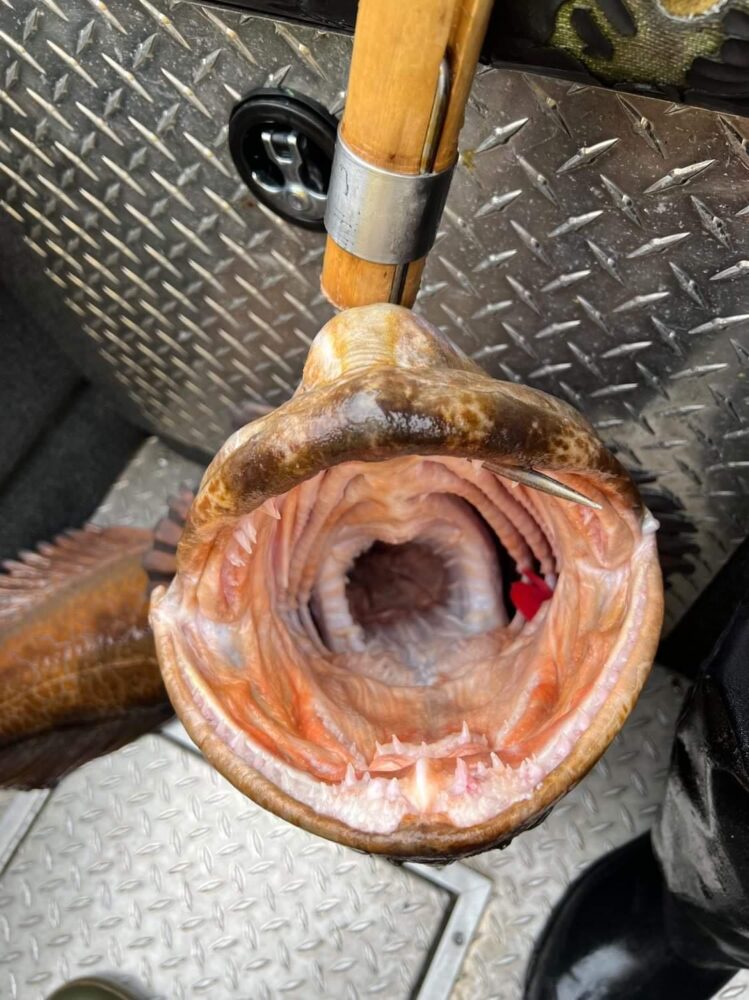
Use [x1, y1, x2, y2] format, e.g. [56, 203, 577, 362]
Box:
[524, 832, 734, 999]
[525, 594, 749, 1000]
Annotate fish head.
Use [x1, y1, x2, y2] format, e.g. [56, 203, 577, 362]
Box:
[150, 304, 663, 861]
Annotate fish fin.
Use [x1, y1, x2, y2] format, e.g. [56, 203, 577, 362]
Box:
[0, 703, 174, 790]
[0, 525, 152, 630]
[142, 486, 196, 591]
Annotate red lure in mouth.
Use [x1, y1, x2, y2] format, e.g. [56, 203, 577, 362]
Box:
[510, 571, 554, 621]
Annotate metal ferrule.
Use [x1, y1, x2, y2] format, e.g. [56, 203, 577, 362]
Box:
[324, 133, 455, 265]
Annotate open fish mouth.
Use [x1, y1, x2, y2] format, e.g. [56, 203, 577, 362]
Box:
[150, 304, 663, 860]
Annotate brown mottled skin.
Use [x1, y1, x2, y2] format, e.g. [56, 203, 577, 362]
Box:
[152, 305, 662, 862]
[180, 309, 635, 572]
[0, 526, 171, 787]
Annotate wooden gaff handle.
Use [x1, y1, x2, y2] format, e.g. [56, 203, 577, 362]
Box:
[321, 0, 494, 310]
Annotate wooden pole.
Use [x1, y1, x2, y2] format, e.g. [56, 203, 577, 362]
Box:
[321, 0, 494, 310]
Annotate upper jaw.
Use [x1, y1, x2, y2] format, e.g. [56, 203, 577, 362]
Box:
[177, 360, 637, 581]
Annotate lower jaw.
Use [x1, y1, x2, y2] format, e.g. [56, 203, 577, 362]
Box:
[162, 578, 651, 844]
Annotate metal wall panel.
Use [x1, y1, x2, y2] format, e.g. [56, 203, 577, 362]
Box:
[0, 0, 747, 629]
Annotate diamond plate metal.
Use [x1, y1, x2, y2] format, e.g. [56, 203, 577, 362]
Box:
[0, 438, 746, 1000]
[91, 435, 203, 528]
[0, 736, 450, 1000]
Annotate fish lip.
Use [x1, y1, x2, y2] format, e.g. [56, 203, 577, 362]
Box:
[178, 363, 637, 573]
[150, 545, 663, 861]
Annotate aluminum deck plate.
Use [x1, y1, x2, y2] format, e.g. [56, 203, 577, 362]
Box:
[0, 439, 746, 999]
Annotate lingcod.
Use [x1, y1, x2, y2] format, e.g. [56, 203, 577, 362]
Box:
[150, 303, 663, 860]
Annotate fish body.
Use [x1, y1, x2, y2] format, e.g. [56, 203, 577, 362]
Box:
[151, 304, 664, 861]
[0, 525, 171, 787]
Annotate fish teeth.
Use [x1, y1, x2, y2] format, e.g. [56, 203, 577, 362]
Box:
[391, 735, 403, 754]
[344, 763, 356, 787]
[234, 531, 253, 555]
[412, 756, 431, 811]
[235, 521, 256, 553]
[261, 498, 281, 520]
[459, 721, 470, 745]
[374, 741, 385, 756]
[642, 510, 660, 535]
[367, 777, 386, 799]
[453, 757, 468, 795]
[490, 752, 501, 770]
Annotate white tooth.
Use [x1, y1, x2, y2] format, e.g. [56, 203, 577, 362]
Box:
[453, 757, 468, 795]
[261, 498, 281, 519]
[490, 752, 501, 770]
[227, 550, 245, 568]
[392, 735, 403, 754]
[386, 778, 400, 801]
[362, 771, 371, 784]
[460, 721, 470, 745]
[375, 741, 385, 756]
[367, 778, 385, 800]
[642, 509, 659, 535]
[476, 762, 487, 776]
[412, 756, 431, 811]
[345, 763, 356, 787]
[234, 530, 253, 554]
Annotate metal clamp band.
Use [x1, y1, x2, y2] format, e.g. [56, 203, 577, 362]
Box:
[324, 134, 455, 265]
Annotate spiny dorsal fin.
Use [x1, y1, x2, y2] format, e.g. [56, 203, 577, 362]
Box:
[0, 525, 152, 629]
